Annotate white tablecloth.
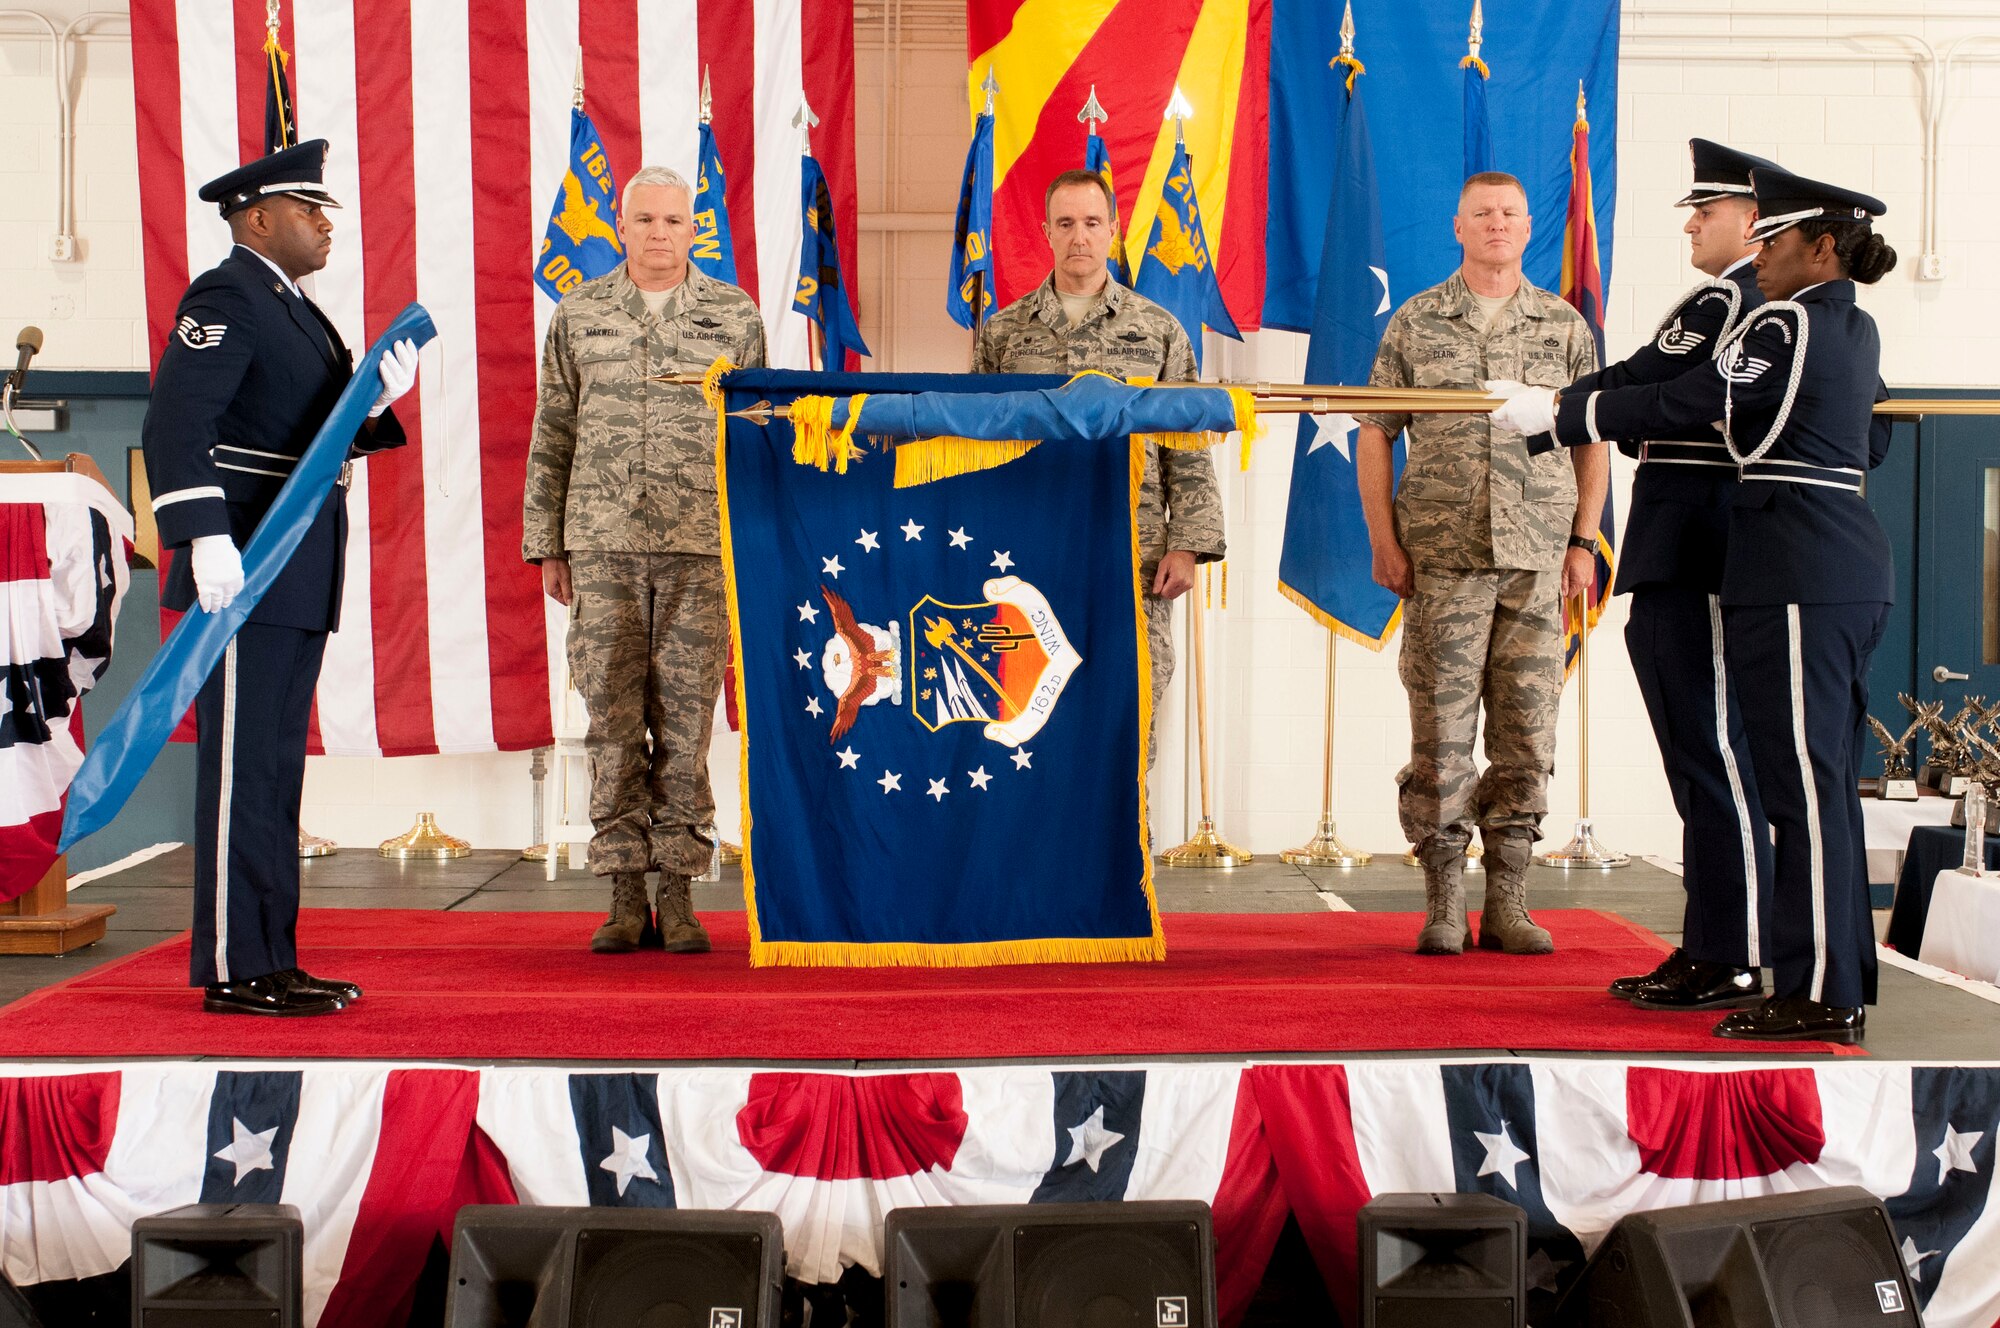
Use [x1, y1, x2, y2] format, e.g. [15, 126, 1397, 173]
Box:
[1863, 795, 1958, 885]
[1919, 869, 2000, 984]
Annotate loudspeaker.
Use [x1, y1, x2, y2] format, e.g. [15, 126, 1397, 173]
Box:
[1552, 1186, 1921, 1328]
[1357, 1193, 1526, 1328]
[884, 1200, 1215, 1328]
[444, 1205, 784, 1328]
[129, 1203, 303, 1328]
[0, 1269, 44, 1328]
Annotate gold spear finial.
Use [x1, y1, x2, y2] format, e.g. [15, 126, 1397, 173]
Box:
[1468, 0, 1484, 61]
[699, 66, 713, 125]
[1576, 80, 1588, 125]
[1163, 84, 1194, 144]
[571, 47, 584, 112]
[1339, 2, 1356, 60]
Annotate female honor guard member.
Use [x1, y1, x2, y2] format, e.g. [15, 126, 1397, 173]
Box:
[1494, 168, 1896, 1042]
[143, 141, 418, 1017]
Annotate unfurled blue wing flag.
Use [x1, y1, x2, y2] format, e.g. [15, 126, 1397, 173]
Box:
[1084, 129, 1133, 287]
[1133, 137, 1240, 371]
[1276, 79, 1401, 648]
[690, 121, 738, 286]
[535, 106, 623, 301]
[797, 154, 870, 370]
[946, 105, 995, 329]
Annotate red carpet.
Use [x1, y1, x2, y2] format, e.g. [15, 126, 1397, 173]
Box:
[0, 909, 1862, 1059]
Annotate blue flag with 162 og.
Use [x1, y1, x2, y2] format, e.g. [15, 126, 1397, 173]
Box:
[719, 369, 1161, 968]
[536, 106, 623, 301]
[690, 121, 738, 285]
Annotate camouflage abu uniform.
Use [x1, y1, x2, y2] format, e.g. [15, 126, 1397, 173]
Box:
[972, 276, 1226, 745]
[524, 263, 766, 877]
[1357, 271, 1596, 855]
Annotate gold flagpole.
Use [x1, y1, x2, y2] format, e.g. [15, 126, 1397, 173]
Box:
[1537, 590, 1629, 868]
[1281, 629, 1370, 866]
[1160, 568, 1250, 868]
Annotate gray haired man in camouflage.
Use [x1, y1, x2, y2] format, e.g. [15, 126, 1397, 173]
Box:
[972, 169, 1226, 760]
[1355, 171, 1607, 957]
[523, 165, 767, 956]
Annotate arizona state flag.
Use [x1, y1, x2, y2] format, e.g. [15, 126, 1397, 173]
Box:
[1558, 88, 1617, 676]
[536, 106, 623, 301]
[718, 370, 1169, 967]
[1134, 137, 1240, 371]
[690, 121, 738, 286]
[797, 154, 870, 370]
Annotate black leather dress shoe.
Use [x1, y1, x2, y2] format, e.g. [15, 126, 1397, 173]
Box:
[1713, 996, 1865, 1043]
[1631, 959, 1763, 1011]
[1609, 948, 1688, 1000]
[203, 975, 344, 1017]
[283, 968, 361, 1003]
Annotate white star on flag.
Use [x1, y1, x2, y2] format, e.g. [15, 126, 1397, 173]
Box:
[927, 778, 949, 802]
[1901, 1235, 1940, 1282]
[794, 649, 811, 670]
[878, 770, 902, 793]
[1306, 412, 1362, 462]
[837, 747, 859, 769]
[1934, 1123, 1984, 1185]
[598, 1126, 658, 1197]
[214, 1117, 279, 1185]
[967, 766, 992, 790]
[806, 696, 824, 718]
[822, 555, 845, 578]
[856, 529, 880, 551]
[1011, 749, 1033, 770]
[1064, 1104, 1126, 1172]
[949, 527, 973, 549]
[901, 519, 924, 541]
[797, 601, 819, 623]
[1523, 1247, 1568, 1294]
[990, 550, 1014, 572]
[1474, 1124, 1532, 1190]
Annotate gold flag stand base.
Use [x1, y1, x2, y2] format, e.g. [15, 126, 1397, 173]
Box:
[379, 812, 472, 860]
[1280, 816, 1371, 867]
[1160, 816, 1253, 869]
[1534, 818, 1630, 869]
[719, 841, 743, 865]
[521, 844, 549, 862]
[1402, 843, 1484, 870]
[298, 830, 338, 859]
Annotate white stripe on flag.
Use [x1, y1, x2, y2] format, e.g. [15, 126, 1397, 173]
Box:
[410, 0, 496, 752]
[281, 1068, 391, 1328]
[1124, 1066, 1241, 1204]
[473, 1068, 592, 1206]
[753, 0, 807, 369]
[1346, 1062, 1458, 1194]
[638, 1, 701, 182]
[1813, 1063, 1918, 1197]
[173, 0, 236, 284]
[526, 0, 578, 360]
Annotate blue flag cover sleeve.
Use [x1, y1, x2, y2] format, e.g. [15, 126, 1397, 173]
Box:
[60, 305, 438, 851]
[536, 107, 623, 301]
[796, 154, 870, 368]
[784, 371, 1251, 445]
[1278, 86, 1403, 649]
[1134, 138, 1240, 371]
[717, 369, 1165, 967]
[691, 122, 738, 285]
[946, 111, 995, 329]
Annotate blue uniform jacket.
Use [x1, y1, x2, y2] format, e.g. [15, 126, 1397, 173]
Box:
[1552, 279, 1891, 607]
[1564, 260, 1762, 594]
[143, 246, 404, 632]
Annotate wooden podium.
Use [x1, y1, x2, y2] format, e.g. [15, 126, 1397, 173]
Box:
[0, 452, 131, 954]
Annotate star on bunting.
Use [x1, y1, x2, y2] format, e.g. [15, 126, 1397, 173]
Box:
[990, 550, 1014, 572]
[598, 1126, 658, 1197]
[1901, 1235, 1940, 1282]
[967, 766, 992, 790]
[901, 519, 924, 541]
[856, 529, 879, 551]
[837, 747, 859, 769]
[797, 601, 819, 623]
[949, 527, 972, 549]
[1935, 1123, 1984, 1185]
[1475, 1124, 1532, 1190]
[1064, 1104, 1126, 1172]
[878, 770, 902, 793]
[927, 778, 949, 802]
[213, 1117, 279, 1185]
[1524, 1248, 1569, 1294]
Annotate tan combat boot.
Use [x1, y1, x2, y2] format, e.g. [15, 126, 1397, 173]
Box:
[590, 872, 649, 954]
[1478, 828, 1554, 954]
[1415, 836, 1471, 955]
[654, 873, 713, 955]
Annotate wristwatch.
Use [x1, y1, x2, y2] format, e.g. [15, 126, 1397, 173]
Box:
[1567, 534, 1597, 551]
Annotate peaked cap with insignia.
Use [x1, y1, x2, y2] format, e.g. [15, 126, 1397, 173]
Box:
[198, 139, 341, 218]
[1677, 139, 1782, 207]
[1748, 166, 1886, 241]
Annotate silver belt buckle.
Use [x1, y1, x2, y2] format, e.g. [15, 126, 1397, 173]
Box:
[337, 460, 354, 489]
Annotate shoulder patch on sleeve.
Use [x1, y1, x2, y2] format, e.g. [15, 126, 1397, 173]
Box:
[175, 315, 227, 350]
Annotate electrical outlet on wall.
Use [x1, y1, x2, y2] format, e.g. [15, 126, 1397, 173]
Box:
[50, 234, 76, 262]
[1918, 252, 1945, 281]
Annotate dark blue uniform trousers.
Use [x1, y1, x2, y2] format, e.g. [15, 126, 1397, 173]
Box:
[191, 622, 328, 987]
[1626, 585, 1774, 968]
[1723, 600, 1887, 1008]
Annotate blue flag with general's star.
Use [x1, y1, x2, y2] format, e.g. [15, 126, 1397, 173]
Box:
[536, 106, 623, 301]
[1133, 137, 1240, 371]
[946, 107, 995, 328]
[1277, 83, 1402, 648]
[719, 369, 1162, 967]
[796, 154, 870, 370]
[690, 121, 738, 286]
[1084, 130, 1132, 287]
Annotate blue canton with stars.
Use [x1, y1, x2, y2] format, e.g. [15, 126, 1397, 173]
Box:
[722, 370, 1156, 960]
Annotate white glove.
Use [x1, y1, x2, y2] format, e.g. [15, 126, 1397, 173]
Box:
[189, 534, 245, 613]
[368, 338, 419, 418]
[1490, 385, 1558, 437]
[1482, 378, 1528, 401]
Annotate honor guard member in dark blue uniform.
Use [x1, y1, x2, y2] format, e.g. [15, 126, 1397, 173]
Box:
[142, 140, 419, 1017]
[1495, 168, 1896, 1042]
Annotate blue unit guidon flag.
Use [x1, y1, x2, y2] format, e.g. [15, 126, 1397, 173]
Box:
[718, 369, 1166, 968]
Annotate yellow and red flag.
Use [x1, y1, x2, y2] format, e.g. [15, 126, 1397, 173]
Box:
[967, 0, 1269, 326]
[1558, 84, 1617, 677]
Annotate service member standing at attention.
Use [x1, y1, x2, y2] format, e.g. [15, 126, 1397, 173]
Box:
[973, 169, 1224, 749]
[1507, 140, 1780, 1012]
[524, 166, 767, 957]
[1354, 171, 1606, 958]
[143, 141, 418, 1016]
[1496, 169, 1896, 1042]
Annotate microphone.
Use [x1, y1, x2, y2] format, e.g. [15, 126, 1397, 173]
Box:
[8, 327, 42, 396]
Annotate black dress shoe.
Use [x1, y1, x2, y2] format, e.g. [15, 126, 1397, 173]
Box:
[1609, 948, 1689, 1000]
[203, 975, 344, 1017]
[1631, 959, 1763, 1011]
[1713, 996, 1865, 1043]
[283, 968, 361, 1003]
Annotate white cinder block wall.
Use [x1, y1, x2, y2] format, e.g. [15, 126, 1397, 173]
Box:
[6, 0, 1996, 857]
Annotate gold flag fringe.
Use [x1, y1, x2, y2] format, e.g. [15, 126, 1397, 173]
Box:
[1277, 580, 1403, 651]
[892, 436, 1039, 488]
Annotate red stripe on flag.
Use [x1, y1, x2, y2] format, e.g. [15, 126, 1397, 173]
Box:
[468, 2, 553, 750]
[737, 1072, 968, 1180]
[353, 0, 437, 756]
[966, 0, 1031, 59]
[1627, 1068, 1826, 1180]
[580, 0, 642, 191]
[697, 0, 759, 302]
[129, 0, 188, 369]
[1247, 1065, 1375, 1323]
[804, 0, 861, 366]
[1210, 1074, 1287, 1326]
[1215, 0, 1270, 333]
[230, 0, 265, 164]
[0, 1073, 121, 1185]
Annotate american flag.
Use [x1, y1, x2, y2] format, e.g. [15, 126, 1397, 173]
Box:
[129, 0, 860, 756]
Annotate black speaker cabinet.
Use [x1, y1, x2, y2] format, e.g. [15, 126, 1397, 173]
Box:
[1357, 1192, 1526, 1328]
[129, 1203, 302, 1328]
[0, 1271, 42, 1328]
[1552, 1186, 1921, 1328]
[885, 1200, 1216, 1328]
[444, 1205, 784, 1328]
